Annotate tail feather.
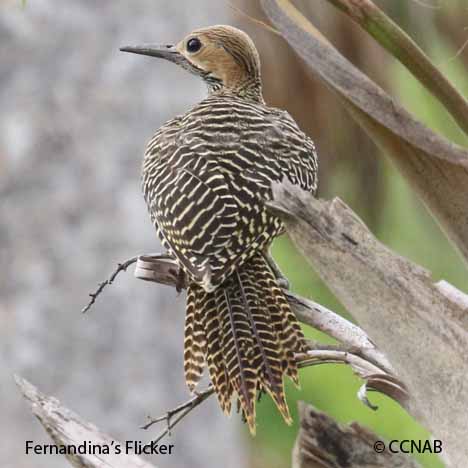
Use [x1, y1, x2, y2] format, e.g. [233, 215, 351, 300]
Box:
[218, 282, 258, 433]
[237, 268, 292, 425]
[184, 252, 305, 433]
[183, 287, 206, 390]
[270, 277, 306, 386]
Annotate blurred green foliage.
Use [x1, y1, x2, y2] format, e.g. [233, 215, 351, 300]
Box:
[248, 6, 467, 468]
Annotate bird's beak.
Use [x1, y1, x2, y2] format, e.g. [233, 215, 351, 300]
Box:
[119, 44, 184, 65]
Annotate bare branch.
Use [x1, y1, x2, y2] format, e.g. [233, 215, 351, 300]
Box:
[83, 252, 397, 386]
[138, 342, 408, 446]
[285, 291, 393, 374]
[133, 253, 183, 287]
[435, 279, 468, 317]
[141, 387, 214, 442]
[82, 252, 409, 439]
[81, 255, 140, 313]
[15, 375, 158, 468]
[293, 402, 421, 468]
[268, 179, 468, 467]
[133, 254, 393, 372]
[80, 252, 184, 314]
[298, 348, 408, 410]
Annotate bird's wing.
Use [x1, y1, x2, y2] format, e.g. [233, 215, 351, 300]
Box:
[271, 109, 319, 195]
[143, 103, 318, 288]
[152, 159, 242, 285]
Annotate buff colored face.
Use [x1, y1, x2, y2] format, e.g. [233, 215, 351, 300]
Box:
[120, 25, 260, 91]
[175, 32, 244, 86]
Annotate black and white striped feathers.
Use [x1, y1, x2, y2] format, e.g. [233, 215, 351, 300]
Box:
[133, 25, 318, 433]
[143, 94, 317, 291]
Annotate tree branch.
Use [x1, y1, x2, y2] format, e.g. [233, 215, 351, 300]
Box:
[15, 375, 158, 468]
[132, 254, 395, 376]
[80, 241, 415, 442]
[81, 255, 140, 313]
[141, 387, 214, 443]
[84, 253, 396, 381]
[298, 347, 408, 410]
[135, 342, 407, 445]
[285, 291, 393, 374]
[81, 247, 407, 414]
[268, 179, 468, 467]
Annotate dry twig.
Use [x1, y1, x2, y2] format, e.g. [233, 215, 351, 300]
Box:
[80, 244, 407, 444]
[81, 255, 140, 313]
[141, 387, 214, 442]
[135, 341, 407, 445]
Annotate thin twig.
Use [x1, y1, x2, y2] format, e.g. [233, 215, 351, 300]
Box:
[87, 252, 389, 375]
[84, 252, 407, 440]
[139, 345, 408, 444]
[227, 2, 282, 37]
[131, 253, 394, 374]
[141, 387, 214, 430]
[450, 31, 468, 63]
[409, 0, 441, 9]
[143, 387, 215, 444]
[81, 255, 139, 313]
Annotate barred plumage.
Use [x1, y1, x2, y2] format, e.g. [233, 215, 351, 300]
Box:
[142, 94, 317, 290]
[122, 25, 318, 433]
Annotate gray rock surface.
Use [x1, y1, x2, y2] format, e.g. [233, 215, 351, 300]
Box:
[0, 1, 246, 467]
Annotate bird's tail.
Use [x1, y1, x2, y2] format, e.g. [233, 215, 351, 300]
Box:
[183, 252, 306, 434]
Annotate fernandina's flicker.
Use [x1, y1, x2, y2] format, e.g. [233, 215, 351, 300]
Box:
[121, 25, 318, 434]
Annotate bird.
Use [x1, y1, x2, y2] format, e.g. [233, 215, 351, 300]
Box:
[121, 25, 318, 434]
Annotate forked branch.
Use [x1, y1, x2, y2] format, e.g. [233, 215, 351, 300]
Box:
[80, 250, 409, 445]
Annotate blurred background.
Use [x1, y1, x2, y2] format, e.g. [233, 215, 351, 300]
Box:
[1, 1, 467, 467]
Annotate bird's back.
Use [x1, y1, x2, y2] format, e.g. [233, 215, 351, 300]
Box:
[124, 24, 320, 432]
[142, 94, 317, 289]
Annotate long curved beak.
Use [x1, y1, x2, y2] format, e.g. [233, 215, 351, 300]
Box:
[119, 44, 183, 64]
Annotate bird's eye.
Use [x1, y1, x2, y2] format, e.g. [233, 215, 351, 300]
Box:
[186, 37, 202, 53]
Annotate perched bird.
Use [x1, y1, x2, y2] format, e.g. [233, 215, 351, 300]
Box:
[121, 25, 318, 434]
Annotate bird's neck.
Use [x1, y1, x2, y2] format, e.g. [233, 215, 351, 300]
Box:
[207, 77, 264, 104]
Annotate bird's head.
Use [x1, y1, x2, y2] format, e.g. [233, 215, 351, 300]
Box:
[121, 25, 263, 101]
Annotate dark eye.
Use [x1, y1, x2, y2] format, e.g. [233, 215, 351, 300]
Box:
[186, 37, 202, 53]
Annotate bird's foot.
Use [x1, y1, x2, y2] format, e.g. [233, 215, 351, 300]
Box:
[263, 250, 290, 290]
[175, 267, 186, 293]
